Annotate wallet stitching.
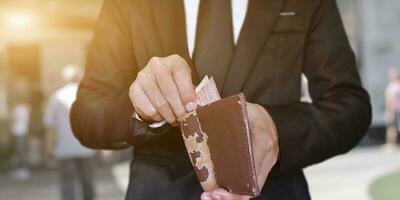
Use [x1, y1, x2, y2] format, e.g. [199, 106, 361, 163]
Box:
[235, 94, 259, 195]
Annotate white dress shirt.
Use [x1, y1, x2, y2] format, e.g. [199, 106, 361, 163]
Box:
[134, 0, 249, 128]
[184, 0, 249, 57]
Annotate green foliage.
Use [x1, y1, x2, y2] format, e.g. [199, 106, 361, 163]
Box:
[370, 169, 400, 200]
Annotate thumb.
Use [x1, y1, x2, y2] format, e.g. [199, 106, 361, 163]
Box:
[209, 188, 251, 200]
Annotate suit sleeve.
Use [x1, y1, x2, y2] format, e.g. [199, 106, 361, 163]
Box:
[70, 0, 168, 150]
[264, 0, 372, 174]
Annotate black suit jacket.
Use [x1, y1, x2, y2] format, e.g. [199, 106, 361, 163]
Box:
[71, 0, 372, 199]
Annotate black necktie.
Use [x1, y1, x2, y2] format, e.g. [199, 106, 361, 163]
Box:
[193, 0, 234, 90]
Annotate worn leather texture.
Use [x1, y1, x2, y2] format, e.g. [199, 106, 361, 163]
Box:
[181, 93, 259, 196]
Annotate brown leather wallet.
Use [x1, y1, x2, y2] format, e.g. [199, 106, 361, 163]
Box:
[180, 93, 259, 196]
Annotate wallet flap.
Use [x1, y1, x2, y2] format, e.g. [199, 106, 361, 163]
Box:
[180, 93, 260, 196]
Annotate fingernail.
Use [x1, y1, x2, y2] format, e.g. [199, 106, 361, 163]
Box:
[185, 101, 197, 111]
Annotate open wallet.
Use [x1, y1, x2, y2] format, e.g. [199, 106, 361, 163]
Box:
[179, 76, 260, 196]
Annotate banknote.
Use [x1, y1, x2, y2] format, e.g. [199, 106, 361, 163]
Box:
[195, 76, 221, 106]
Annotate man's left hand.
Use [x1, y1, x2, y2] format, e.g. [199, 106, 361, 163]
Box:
[200, 102, 279, 200]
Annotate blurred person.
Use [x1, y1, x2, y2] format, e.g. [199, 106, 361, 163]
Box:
[384, 68, 400, 152]
[10, 97, 31, 181]
[43, 65, 96, 200]
[0, 82, 7, 120]
[71, 1, 372, 200]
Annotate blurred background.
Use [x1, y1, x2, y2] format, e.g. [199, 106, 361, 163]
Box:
[0, 0, 399, 200]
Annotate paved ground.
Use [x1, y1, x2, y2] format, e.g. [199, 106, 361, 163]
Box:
[0, 166, 125, 200]
[305, 147, 400, 200]
[2, 147, 398, 200]
[111, 147, 400, 200]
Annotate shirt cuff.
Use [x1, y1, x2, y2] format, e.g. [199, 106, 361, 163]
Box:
[132, 111, 168, 129]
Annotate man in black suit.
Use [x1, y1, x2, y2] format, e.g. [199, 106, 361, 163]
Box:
[70, 0, 372, 199]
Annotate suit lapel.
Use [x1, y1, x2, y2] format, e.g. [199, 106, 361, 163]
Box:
[221, 0, 286, 97]
[149, 0, 200, 83]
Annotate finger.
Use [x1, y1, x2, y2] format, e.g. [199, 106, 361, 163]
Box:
[168, 54, 197, 111]
[209, 189, 251, 200]
[200, 192, 213, 200]
[129, 84, 163, 121]
[140, 74, 177, 124]
[152, 60, 187, 118]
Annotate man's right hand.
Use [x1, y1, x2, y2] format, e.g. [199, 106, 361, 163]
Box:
[129, 54, 197, 125]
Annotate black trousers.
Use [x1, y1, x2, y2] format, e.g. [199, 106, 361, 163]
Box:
[125, 160, 311, 200]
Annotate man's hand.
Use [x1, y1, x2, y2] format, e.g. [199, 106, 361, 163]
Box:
[129, 54, 197, 124]
[201, 103, 279, 200]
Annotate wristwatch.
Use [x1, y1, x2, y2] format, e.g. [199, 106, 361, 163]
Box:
[132, 111, 168, 129]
